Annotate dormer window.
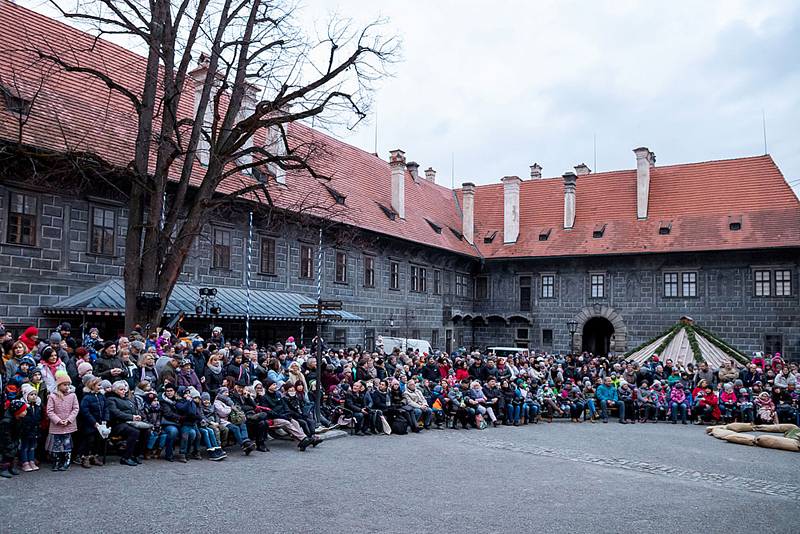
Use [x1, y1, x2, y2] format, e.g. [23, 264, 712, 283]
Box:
[325, 185, 346, 205]
[377, 203, 397, 221]
[658, 221, 672, 235]
[592, 223, 606, 239]
[425, 219, 442, 234]
[449, 227, 464, 241]
[728, 215, 742, 231]
[483, 230, 497, 244]
[539, 228, 552, 241]
[1, 86, 31, 116]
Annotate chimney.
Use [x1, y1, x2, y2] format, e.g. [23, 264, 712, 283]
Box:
[563, 171, 577, 229]
[461, 182, 475, 245]
[389, 149, 406, 219]
[424, 167, 436, 183]
[530, 163, 543, 179]
[502, 175, 522, 244]
[406, 161, 420, 182]
[633, 147, 655, 219]
[574, 163, 591, 176]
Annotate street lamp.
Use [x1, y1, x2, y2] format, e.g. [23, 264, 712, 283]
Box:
[567, 319, 578, 354]
[196, 287, 221, 316]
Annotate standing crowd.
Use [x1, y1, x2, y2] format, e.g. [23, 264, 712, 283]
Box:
[1, 322, 798, 478]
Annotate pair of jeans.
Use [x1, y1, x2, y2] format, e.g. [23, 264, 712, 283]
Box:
[585, 399, 597, 418]
[179, 424, 198, 454]
[739, 404, 754, 423]
[506, 404, 521, 423]
[523, 402, 540, 421]
[19, 436, 37, 462]
[197, 426, 219, 449]
[226, 422, 249, 444]
[412, 407, 433, 428]
[600, 400, 625, 421]
[670, 402, 688, 423]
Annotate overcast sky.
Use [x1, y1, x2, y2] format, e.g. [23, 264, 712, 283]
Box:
[20, 0, 800, 195]
[303, 0, 800, 196]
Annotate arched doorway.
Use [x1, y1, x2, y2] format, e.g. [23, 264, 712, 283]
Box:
[582, 317, 614, 356]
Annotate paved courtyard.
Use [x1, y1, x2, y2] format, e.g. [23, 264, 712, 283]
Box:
[1, 422, 797, 534]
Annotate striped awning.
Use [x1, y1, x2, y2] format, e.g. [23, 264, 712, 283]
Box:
[41, 279, 366, 323]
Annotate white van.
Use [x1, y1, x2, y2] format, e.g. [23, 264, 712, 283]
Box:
[488, 346, 530, 359]
[379, 336, 433, 355]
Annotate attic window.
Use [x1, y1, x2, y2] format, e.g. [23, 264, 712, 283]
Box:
[728, 215, 742, 231]
[658, 221, 672, 235]
[538, 228, 552, 241]
[592, 224, 606, 239]
[483, 230, 497, 244]
[426, 219, 443, 234]
[325, 185, 346, 205]
[449, 227, 464, 241]
[1, 86, 31, 116]
[377, 203, 397, 221]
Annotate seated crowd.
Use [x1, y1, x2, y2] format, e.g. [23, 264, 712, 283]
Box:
[0, 322, 797, 478]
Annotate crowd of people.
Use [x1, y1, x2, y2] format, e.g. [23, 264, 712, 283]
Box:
[0, 321, 797, 478]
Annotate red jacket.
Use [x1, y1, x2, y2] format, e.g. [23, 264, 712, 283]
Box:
[455, 368, 470, 381]
[698, 392, 721, 420]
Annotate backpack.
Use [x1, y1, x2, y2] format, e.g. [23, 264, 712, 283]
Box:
[390, 417, 408, 435]
[229, 406, 245, 425]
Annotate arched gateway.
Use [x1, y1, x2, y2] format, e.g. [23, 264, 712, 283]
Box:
[571, 305, 627, 356]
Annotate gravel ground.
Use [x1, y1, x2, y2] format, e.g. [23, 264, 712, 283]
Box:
[1, 421, 796, 534]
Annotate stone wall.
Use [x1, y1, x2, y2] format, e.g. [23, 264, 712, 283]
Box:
[470, 250, 799, 359]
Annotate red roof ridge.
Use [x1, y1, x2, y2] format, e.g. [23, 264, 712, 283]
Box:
[458, 154, 780, 192]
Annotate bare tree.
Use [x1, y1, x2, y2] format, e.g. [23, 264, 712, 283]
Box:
[22, 0, 397, 332]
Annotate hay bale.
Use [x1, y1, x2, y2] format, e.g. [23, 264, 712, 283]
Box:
[754, 424, 800, 433]
[724, 422, 754, 432]
[724, 433, 756, 446]
[710, 427, 736, 440]
[705, 425, 724, 435]
[755, 435, 800, 452]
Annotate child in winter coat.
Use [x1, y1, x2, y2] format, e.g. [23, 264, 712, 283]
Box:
[0, 400, 28, 478]
[669, 383, 688, 424]
[719, 383, 738, 423]
[755, 391, 778, 424]
[738, 388, 754, 423]
[19, 384, 41, 471]
[45, 371, 79, 471]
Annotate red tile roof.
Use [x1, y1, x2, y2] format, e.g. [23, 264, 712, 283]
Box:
[2, 1, 798, 261]
[465, 156, 800, 258]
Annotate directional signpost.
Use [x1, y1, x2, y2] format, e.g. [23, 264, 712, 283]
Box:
[300, 299, 343, 419]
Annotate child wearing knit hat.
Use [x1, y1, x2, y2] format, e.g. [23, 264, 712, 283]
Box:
[45, 371, 79, 471]
[19, 384, 42, 471]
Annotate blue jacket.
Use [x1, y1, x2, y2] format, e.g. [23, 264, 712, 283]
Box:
[79, 391, 109, 429]
[596, 384, 619, 403]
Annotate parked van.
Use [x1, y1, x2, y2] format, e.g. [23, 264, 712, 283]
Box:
[379, 336, 433, 355]
[487, 346, 530, 359]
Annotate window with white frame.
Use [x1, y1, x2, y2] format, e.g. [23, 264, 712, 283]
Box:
[664, 272, 678, 297]
[754, 270, 771, 297]
[541, 274, 554, 299]
[681, 272, 697, 297]
[590, 274, 605, 298]
[775, 270, 792, 296]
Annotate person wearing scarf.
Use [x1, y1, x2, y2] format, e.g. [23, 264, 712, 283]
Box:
[203, 353, 225, 399]
[38, 347, 66, 393]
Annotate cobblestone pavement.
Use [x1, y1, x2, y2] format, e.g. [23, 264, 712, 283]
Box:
[1, 421, 796, 534]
